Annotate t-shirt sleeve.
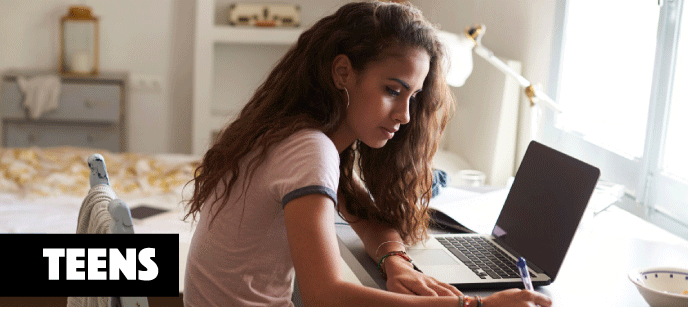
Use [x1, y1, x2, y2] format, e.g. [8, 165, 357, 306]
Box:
[267, 130, 340, 208]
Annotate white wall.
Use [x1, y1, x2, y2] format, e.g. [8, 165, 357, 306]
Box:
[1, 0, 560, 158]
[0, 0, 194, 154]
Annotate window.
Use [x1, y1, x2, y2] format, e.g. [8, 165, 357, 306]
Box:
[665, 1, 689, 181]
[545, 0, 687, 238]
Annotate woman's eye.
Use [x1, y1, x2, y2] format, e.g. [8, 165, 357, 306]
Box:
[385, 87, 400, 97]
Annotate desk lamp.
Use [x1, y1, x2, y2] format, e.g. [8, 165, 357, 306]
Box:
[439, 24, 563, 114]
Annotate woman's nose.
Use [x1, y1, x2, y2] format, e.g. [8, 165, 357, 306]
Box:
[393, 100, 411, 125]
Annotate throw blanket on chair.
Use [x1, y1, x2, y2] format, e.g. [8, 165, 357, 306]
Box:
[66, 184, 117, 307]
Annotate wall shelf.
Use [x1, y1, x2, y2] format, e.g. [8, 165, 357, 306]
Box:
[193, 0, 308, 154]
[212, 26, 303, 45]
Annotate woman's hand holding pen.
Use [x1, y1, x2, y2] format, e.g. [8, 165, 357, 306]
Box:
[384, 255, 463, 297]
[482, 289, 552, 307]
[382, 255, 552, 306]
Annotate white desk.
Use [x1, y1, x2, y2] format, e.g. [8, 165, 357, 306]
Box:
[543, 206, 687, 306]
[335, 205, 688, 307]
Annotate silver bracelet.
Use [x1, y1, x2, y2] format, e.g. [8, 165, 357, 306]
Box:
[375, 240, 407, 259]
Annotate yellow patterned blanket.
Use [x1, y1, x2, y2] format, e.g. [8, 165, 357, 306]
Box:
[0, 147, 200, 198]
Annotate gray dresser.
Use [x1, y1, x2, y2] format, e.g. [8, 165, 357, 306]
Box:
[0, 70, 127, 152]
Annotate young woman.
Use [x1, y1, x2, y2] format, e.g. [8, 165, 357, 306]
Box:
[183, 1, 552, 307]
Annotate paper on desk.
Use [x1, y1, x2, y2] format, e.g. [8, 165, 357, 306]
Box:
[587, 180, 625, 215]
[429, 187, 509, 234]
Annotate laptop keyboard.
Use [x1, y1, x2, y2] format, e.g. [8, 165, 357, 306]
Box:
[437, 236, 536, 280]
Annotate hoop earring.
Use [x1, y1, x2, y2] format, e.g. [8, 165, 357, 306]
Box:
[343, 87, 349, 110]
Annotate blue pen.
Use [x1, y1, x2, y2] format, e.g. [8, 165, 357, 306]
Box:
[516, 257, 534, 291]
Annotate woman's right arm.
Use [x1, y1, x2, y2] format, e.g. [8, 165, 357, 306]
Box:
[284, 193, 459, 306]
[283, 193, 552, 307]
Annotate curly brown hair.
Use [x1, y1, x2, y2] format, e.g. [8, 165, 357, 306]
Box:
[184, 1, 454, 244]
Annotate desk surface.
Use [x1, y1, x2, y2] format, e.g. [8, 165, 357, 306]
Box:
[335, 205, 688, 307]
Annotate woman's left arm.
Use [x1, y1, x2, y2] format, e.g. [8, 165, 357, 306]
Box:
[338, 191, 462, 297]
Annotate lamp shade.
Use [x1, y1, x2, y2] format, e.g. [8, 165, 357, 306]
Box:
[437, 30, 474, 87]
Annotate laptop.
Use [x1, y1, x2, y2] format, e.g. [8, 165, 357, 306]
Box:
[407, 140, 600, 289]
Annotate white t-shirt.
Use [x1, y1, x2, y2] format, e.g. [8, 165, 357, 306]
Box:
[184, 129, 340, 306]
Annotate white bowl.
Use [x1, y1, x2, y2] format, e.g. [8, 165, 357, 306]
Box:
[628, 267, 688, 307]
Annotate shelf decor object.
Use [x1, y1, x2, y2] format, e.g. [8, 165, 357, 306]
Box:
[227, 3, 301, 27]
[60, 6, 99, 75]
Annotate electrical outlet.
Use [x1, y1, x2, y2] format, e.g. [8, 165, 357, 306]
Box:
[130, 74, 163, 92]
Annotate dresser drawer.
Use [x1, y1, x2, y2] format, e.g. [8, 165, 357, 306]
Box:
[4, 121, 120, 152]
[1, 80, 121, 122]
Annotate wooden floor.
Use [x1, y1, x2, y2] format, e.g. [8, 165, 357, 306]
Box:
[0, 294, 184, 307]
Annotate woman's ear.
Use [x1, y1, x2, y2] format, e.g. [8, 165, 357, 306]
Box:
[332, 54, 353, 90]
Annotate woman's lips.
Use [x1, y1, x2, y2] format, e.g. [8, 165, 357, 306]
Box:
[380, 127, 396, 139]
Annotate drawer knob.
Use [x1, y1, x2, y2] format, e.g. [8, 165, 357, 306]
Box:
[28, 133, 37, 143]
[87, 135, 94, 143]
[84, 100, 93, 109]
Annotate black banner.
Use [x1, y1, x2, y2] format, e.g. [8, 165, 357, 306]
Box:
[0, 234, 179, 297]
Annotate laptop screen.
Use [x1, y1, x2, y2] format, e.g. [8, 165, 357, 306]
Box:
[491, 141, 600, 279]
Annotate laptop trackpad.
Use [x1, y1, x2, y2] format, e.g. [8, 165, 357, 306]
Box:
[408, 249, 460, 266]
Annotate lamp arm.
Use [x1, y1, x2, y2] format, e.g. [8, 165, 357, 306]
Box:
[473, 44, 563, 114]
[532, 88, 561, 113]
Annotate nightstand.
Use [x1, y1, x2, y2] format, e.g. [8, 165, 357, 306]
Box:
[0, 70, 128, 152]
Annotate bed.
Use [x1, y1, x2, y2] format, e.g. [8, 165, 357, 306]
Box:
[0, 146, 200, 295]
[0, 145, 472, 299]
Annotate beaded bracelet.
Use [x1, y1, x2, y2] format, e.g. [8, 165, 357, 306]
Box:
[377, 251, 412, 280]
[458, 295, 473, 307]
[464, 295, 472, 307]
[375, 240, 407, 260]
[458, 295, 482, 307]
